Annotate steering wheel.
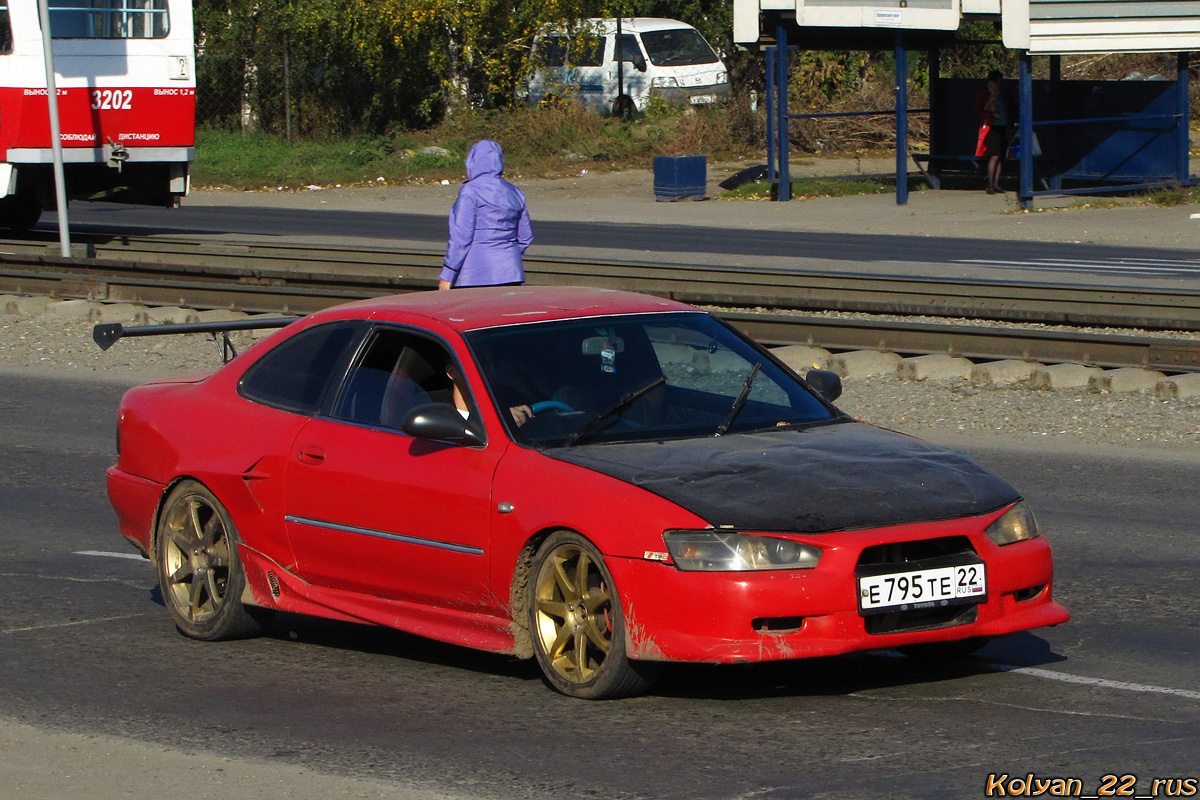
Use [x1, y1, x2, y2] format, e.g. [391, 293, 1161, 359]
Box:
[531, 400, 575, 415]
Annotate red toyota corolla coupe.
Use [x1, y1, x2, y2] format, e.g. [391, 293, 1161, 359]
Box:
[104, 286, 1069, 699]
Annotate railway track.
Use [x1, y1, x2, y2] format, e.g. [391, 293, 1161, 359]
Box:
[3, 234, 1200, 373]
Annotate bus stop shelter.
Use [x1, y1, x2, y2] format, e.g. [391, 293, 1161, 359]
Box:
[734, 0, 1200, 206]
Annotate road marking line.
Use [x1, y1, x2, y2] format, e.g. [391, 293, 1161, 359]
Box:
[74, 550, 146, 561]
[2, 612, 151, 635]
[988, 663, 1200, 701]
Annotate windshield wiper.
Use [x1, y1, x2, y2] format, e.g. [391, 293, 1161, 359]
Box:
[715, 362, 761, 437]
[567, 376, 666, 447]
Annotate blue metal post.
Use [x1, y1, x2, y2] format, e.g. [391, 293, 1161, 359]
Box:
[776, 22, 791, 201]
[766, 46, 776, 184]
[1177, 52, 1191, 185]
[1018, 51, 1034, 209]
[895, 34, 909, 205]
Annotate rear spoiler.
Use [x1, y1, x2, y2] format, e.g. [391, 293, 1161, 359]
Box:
[93, 317, 298, 363]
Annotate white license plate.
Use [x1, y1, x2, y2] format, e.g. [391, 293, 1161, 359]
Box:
[690, 95, 716, 105]
[858, 563, 986, 613]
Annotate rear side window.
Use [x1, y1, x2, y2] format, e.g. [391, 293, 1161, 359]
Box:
[49, 0, 170, 40]
[239, 322, 361, 415]
[537, 36, 566, 67]
[535, 32, 602, 67]
[573, 36, 603, 67]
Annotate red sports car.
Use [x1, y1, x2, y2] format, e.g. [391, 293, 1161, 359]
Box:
[104, 287, 1069, 699]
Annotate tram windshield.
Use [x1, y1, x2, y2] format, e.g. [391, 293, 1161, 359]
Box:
[49, 0, 169, 39]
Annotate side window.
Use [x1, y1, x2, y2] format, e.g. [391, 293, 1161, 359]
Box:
[49, 0, 170, 40]
[239, 322, 360, 415]
[332, 327, 472, 430]
[613, 34, 641, 64]
[572, 35, 603, 67]
[537, 36, 566, 68]
[0, 4, 12, 55]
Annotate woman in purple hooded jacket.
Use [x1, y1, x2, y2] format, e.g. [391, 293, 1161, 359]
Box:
[438, 140, 534, 290]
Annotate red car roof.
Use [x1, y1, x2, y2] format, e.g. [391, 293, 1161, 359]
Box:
[321, 286, 697, 332]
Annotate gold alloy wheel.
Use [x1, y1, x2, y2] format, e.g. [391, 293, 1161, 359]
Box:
[532, 541, 614, 684]
[160, 491, 233, 624]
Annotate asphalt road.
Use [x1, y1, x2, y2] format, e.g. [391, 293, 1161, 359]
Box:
[1, 370, 1197, 799]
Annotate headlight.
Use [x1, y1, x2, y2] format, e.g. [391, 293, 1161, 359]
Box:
[716, 72, 728, 84]
[651, 76, 679, 88]
[985, 501, 1040, 546]
[663, 531, 822, 571]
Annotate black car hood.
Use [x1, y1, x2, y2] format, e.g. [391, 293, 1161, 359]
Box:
[546, 422, 1019, 533]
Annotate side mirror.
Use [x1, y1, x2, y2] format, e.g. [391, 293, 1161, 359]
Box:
[401, 403, 486, 447]
[804, 369, 842, 403]
[633, 55, 647, 73]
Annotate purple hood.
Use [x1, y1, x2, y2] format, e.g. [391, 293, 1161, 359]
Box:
[466, 139, 504, 180]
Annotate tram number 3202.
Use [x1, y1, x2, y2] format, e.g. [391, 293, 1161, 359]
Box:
[91, 89, 134, 110]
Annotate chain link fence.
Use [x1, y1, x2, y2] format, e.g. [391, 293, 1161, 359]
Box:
[196, 43, 294, 138]
[196, 40, 404, 138]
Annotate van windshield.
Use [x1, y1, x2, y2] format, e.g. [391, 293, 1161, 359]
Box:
[640, 29, 718, 67]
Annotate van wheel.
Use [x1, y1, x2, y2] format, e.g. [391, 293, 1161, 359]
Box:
[612, 94, 636, 119]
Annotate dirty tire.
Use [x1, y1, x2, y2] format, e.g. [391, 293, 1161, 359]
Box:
[156, 480, 268, 641]
[528, 531, 658, 699]
[0, 196, 41, 232]
[611, 94, 636, 119]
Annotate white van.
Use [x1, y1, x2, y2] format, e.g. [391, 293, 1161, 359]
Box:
[527, 18, 729, 114]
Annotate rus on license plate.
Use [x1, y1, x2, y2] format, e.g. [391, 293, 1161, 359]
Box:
[690, 95, 717, 105]
[858, 563, 986, 613]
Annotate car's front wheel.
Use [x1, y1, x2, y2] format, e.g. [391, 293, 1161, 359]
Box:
[155, 480, 269, 641]
[528, 531, 659, 699]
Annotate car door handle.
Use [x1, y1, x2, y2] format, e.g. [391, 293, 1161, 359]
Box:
[297, 446, 325, 465]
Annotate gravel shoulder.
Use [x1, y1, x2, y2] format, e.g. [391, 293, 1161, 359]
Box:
[5, 309, 1198, 455]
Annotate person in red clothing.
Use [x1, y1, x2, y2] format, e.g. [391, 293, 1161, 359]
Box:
[975, 69, 1015, 194]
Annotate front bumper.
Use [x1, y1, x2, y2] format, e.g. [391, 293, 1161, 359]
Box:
[609, 517, 1069, 663]
[649, 83, 731, 107]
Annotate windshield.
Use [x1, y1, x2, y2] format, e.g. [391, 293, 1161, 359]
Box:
[467, 312, 837, 448]
[639, 29, 719, 67]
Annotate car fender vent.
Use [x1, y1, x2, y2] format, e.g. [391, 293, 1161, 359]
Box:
[267, 571, 281, 599]
[1009, 584, 1045, 603]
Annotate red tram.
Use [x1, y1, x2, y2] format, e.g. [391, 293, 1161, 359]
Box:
[0, 0, 194, 231]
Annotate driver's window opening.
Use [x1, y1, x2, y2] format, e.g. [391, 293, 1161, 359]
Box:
[336, 329, 468, 430]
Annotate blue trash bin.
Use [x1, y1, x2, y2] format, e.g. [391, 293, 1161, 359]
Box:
[654, 155, 707, 201]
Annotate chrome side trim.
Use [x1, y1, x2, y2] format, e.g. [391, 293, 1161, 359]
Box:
[284, 514, 485, 556]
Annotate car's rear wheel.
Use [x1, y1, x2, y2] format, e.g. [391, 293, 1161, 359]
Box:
[528, 531, 659, 699]
[156, 480, 269, 641]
